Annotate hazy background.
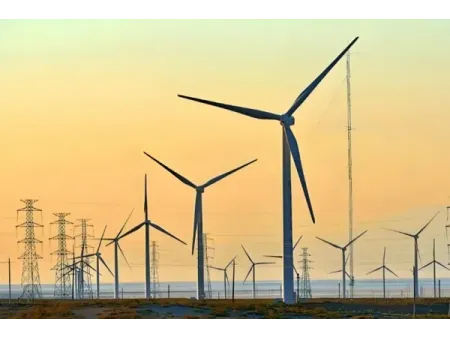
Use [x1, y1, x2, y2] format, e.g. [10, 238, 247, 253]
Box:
[1, 19, 450, 285]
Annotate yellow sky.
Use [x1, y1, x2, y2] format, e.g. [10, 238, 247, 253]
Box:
[1, 20, 450, 284]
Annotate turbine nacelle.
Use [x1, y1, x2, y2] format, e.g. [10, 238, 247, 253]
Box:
[280, 114, 295, 127]
[196, 186, 205, 193]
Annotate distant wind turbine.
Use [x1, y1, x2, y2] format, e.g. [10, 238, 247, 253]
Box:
[104, 211, 133, 299]
[384, 211, 440, 299]
[419, 239, 450, 298]
[242, 245, 275, 299]
[366, 247, 399, 298]
[264, 235, 303, 274]
[208, 256, 237, 299]
[77, 225, 114, 299]
[143, 152, 256, 300]
[177, 37, 359, 304]
[328, 252, 353, 298]
[316, 230, 367, 299]
[118, 174, 187, 299]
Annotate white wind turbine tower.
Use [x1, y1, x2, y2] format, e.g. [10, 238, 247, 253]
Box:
[177, 37, 359, 304]
[316, 230, 367, 299]
[104, 211, 133, 299]
[366, 247, 399, 298]
[143, 152, 257, 300]
[208, 256, 237, 299]
[242, 245, 275, 299]
[118, 174, 187, 299]
[78, 225, 114, 299]
[419, 239, 450, 298]
[384, 211, 440, 300]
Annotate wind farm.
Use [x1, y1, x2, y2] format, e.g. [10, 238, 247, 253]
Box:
[2, 19, 450, 319]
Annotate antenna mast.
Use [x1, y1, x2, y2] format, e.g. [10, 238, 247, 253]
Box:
[346, 51, 355, 298]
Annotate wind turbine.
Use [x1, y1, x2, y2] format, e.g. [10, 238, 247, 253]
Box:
[316, 230, 367, 299]
[264, 235, 303, 274]
[384, 211, 440, 299]
[143, 152, 256, 300]
[366, 247, 399, 298]
[208, 256, 237, 299]
[77, 225, 114, 299]
[104, 211, 133, 299]
[242, 245, 275, 299]
[177, 38, 359, 304]
[328, 252, 354, 298]
[118, 174, 187, 299]
[419, 239, 450, 298]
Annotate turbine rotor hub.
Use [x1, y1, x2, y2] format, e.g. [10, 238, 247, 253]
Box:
[280, 115, 295, 127]
[197, 187, 205, 193]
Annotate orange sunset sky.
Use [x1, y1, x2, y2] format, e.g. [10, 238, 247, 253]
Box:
[1, 19, 450, 284]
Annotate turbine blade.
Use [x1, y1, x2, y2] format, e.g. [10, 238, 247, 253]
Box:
[99, 256, 114, 277]
[118, 222, 145, 240]
[284, 125, 315, 223]
[293, 265, 298, 275]
[416, 211, 440, 236]
[117, 243, 131, 269]
[345, 253, 350, 267]
[209, 266, 224, 272]
[243, 266, 253, 284]
[191, 192, 201, 255]
[225, 271, 230, 288]
[344, 230, 368, 249]
[316, 236, 341, 250]
[178, 95, 281, 121]
[201, 159, 257, 189]
[419, 261, 432, 271]
[383, 247, 386, 265]
[143, 152, 197, 189]
[366, 266, 382, 275]
[384, 228, 414, 238]
[285, 37, 359, 116]
[97, 225, 107, 254]
[328, 269, 342, 274]
[385, 266, 400, 278]
[293, 235, 303, 251]
[117, 209, 134, 239]
[345, 271, 352, 279]
[241, 245, 253, 264]
[417, 244, 423, 265]
[150, 222, 187, 245]
[84, 261, 99, 274]
[256, 262, 276, 265]
[263, 255, 283, 259]
[436, 261, 450, 271]
[225, 255, 237, 270]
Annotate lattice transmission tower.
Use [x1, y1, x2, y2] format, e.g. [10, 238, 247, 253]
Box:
[50, 213, 73, 299]
[299, 248, 312, 299]
[203, 234, 214, 299]
[16, 199, 43, 301]
[150, 241, 161, 298]
[446, 206, 450, 264]
[75, 219, 94, 299]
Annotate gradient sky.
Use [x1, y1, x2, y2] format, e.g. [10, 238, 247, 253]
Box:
[1, 20, 450, 285]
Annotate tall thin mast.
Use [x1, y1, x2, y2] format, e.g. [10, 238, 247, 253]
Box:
[346, 51, 354, 298]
